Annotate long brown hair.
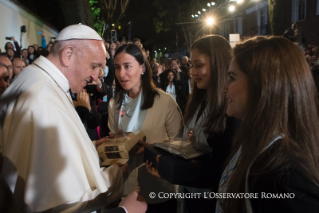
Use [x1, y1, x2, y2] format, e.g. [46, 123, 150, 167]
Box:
[184, 35, 231, 135]
[224, 36, 319, 212]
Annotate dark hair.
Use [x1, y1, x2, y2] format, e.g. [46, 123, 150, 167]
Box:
[37, 47, 45, 56]
[167, 70, 176, 82]
[184, 35, 231, 135]
[132, 38, 141, 43]
[28, 45, 35, 53]
[113, 44, 159, 110]
[224, 36, 319, 212]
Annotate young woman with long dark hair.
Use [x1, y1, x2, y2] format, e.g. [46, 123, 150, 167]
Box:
[108, 44, 182, 213]
[218, 36, 319, 213]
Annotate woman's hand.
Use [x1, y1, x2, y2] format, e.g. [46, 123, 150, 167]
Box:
[95, 137, 110, 147]
[145, 160, 161, 179]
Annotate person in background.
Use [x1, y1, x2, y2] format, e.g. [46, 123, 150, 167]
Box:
[0, 62, 10, 97]
[4, 37, 21, 59]
[164, 70, 177, 101]
[45, 41, 53, 56]
[37, 47, 46, 57]
[21, 48, 29, 64]
[0, 56, 13, 83]
[181, 56, 191, 76]
[6, 48, 14, 61]
[27, 45, 36, 64]
[152, 63, 163, 88]
[218, 36, 319, 213]
[33, 44, 39, 51]
[12, 58, 25, 80]
[116, 40, 121, 49]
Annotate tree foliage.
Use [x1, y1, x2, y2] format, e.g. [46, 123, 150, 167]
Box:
[268, 0, 286, 35]
[89, 0, 104, 35]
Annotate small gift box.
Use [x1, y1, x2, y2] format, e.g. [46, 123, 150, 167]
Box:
[144, 145, 212, 184]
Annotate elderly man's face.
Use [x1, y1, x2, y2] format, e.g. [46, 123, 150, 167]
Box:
[69, 40, 106, 93]
[0, 66, 9, 97]
[13, 59, 25, 75]
[0, 56, 13, 79]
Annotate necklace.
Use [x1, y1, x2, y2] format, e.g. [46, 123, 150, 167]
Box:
[33, 63, 74, 107]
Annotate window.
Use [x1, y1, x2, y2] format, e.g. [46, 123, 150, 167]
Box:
[233, 17, 242, 35]
[257, 5, 268, 35]
[292, 0, 307, 22]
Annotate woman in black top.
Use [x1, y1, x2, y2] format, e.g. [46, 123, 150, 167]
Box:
[219, 36, 319, 213]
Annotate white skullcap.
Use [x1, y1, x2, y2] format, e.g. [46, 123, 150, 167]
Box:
[56, 23, 102, 41]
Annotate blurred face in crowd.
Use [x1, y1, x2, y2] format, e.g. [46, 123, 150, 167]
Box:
[47, 43, 53, 52]
[6, 42, 14, 50]
[312, 55, 318, 63]
[145, 50, 149, 58]
[121, 40, 126, 45]
[167, 71, 174, 83]
[7, 48, 14, 58]
[105, 42, 110, 50]
[22, 49, 28, 58]
[116, 41, 121, 48]
[170, 59, 179, 70]
[110, 42, 116, 50]
[37, 47, 45, 56]
[13, 58, 25, 76]
[134, 40, 141, 47]
[98, 68, 105, 81]
[28, 46, 35, 54]
[182, 56, 188, 65]
[33, 44, 39, 51]
[0, 66, 10, 97]
[223, 59, 250, 121]
[189, 49, 211, 89]
[114, 52, 144, 96]
[0, 56, 13, 80]
[67, 40, 106, 93]
[152, 58, 156, 64]
[312, 46, 318, 53]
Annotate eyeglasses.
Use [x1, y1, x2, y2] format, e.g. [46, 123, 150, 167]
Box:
[4, 65, 13, 70]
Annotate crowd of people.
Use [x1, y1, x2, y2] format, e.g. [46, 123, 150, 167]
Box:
[0, 23, 319, 213]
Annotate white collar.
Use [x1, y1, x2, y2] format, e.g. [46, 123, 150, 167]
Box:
[33, 56, 70, 92]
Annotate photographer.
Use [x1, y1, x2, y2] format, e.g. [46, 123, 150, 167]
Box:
[4, 37, 21, 59]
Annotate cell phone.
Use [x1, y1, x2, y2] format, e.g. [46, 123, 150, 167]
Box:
[36, 31, 42, 35]
[5, 37, 11, 40]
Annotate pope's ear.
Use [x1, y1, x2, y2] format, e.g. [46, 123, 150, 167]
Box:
[60, 46, 74, 66]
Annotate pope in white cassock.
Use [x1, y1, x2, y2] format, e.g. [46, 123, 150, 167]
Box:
[0, 24, 146, 213]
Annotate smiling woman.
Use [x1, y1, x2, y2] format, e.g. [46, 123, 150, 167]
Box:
[108, 44, 182, 212]
[218, 36, 319, 213]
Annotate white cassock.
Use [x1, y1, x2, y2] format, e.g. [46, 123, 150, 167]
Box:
[0, 56, 123, 212]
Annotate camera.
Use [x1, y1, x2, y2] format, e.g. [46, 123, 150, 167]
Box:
[20, 25, 26, 33]
[5, 37, 11, 40]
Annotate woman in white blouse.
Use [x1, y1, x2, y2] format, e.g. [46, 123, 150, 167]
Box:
[108, 44, 182, 213]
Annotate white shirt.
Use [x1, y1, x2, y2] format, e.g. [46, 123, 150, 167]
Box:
[0, 56, 123, 212]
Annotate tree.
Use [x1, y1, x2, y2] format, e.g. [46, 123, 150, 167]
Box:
[268, 0, 286, 35]
[59, 0, 94, 27]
